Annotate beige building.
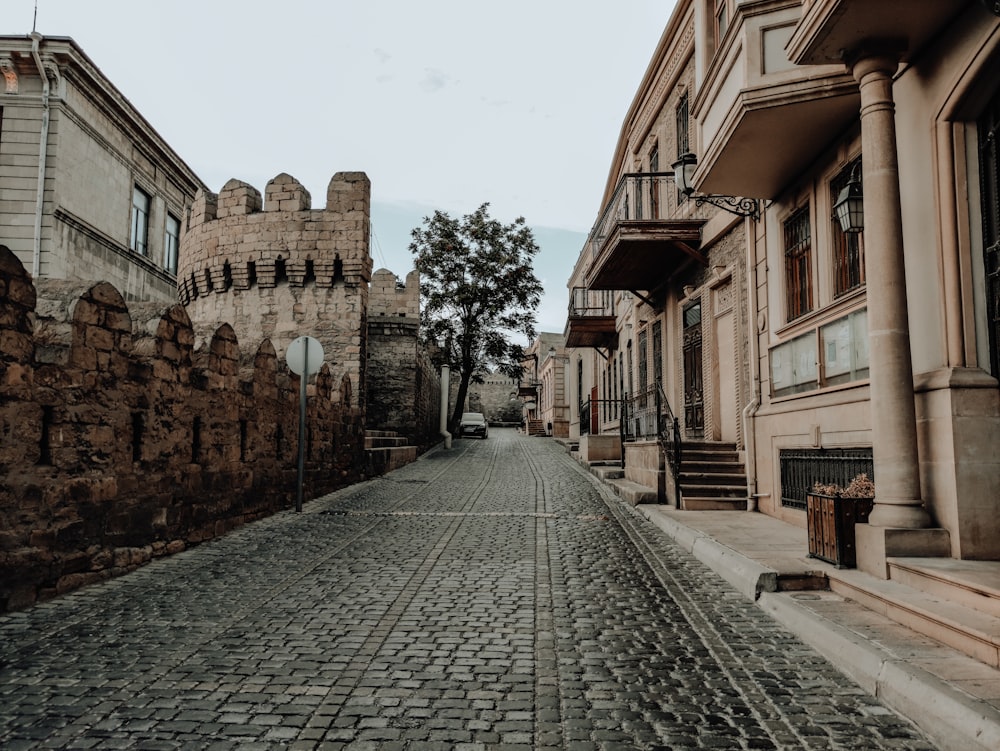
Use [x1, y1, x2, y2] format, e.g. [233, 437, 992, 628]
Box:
[0, 34, 204, 301]
[567, 0, 1000, 667]
[566, 2, 754, 507]
[518, 333, 568, 436]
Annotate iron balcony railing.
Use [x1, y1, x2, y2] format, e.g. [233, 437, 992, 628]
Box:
[588, 172, 709, 267]
[568, 286, 616, 318]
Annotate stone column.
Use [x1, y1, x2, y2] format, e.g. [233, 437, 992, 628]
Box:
[851, 52, 931, 530]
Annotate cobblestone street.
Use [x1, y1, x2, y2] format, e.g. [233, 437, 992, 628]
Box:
[0, 429, 937, 750]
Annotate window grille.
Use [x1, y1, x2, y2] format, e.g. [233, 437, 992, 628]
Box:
[784, 206, 813, 321]
[779, 448, 874, 510]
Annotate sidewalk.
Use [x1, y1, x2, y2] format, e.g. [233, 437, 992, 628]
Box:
[634, 505, 1000, 751]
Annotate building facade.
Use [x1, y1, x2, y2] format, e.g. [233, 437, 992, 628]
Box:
[567, 1, 1000, 576]
[0, 34, 204, 302]
[567, 2, 754, 507]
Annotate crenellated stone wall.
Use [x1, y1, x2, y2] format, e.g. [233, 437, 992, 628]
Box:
[0, 246, 366, 612]
[366, 269, 441, 447]
[177, 172, 373, 407]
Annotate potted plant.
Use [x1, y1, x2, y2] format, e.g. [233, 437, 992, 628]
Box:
[806, 473, 875, 568]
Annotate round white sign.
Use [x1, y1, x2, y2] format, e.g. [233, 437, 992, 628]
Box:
[285, 335, 325, 376]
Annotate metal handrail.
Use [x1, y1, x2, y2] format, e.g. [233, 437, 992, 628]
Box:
[590, 172, 679, 266]
[656, 381, 682, 507]
[620, 382, 682, 505]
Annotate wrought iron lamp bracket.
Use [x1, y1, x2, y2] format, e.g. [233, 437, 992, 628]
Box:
[693, 194, 761, 221]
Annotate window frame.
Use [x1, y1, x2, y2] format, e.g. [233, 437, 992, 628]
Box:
[164, 212, 181, 274]
[783, 205, 814, 322]
[130, 185, 152, 257]
[770, 307, 869, 399]
[715, 0, 730, 45]
[676, 93, 689, 158]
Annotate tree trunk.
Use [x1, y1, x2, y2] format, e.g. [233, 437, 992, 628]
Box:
[450, 370, 473, 433]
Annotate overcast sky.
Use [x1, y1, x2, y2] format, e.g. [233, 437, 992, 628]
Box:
[17, 0, 673, 334]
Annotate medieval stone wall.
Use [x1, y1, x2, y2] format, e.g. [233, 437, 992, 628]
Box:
[366, 269, 441, 446]
[452, 374, 522, 424]
[0, 246, 365, 612]
[177, 172, 372, 407]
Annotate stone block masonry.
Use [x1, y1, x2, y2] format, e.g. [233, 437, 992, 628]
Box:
[178, 172, 373, 408]
[0, 245, 366, 612]
[366, 269, 442, 448]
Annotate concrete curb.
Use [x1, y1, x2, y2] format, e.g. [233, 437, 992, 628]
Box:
[633, 505, 1000, 751]
[760, 590, 1000, 751]
[637, 505, 777, 600]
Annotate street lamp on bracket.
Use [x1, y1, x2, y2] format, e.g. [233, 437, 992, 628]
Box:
[832, 163, 865, 234]
[671, 152, 761, 221]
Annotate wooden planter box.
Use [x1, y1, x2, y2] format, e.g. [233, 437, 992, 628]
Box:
[806, 492, 875, 568]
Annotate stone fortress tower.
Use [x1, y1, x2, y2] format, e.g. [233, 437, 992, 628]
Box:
[177, 172, 373, 406]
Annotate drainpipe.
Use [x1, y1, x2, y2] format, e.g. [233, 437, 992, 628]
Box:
[440, 364, 452, 449]
[30, 31, 51, 279]
[742, 227, 762, 512]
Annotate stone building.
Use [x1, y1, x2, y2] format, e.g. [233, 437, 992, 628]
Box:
[367, 268, 442, 448]
[566, 0, 1000, 675]
[566, 2, 752, 505]
[448, 372, 521, 426]
[520, 333, 569, 437]
[0, 34, 204, 302]
[178, 172, 372, 408]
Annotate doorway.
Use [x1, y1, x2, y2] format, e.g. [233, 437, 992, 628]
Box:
[683, 301, 704, 436]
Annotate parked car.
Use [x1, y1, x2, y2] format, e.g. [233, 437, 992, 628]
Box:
[459, 412, 489, 439]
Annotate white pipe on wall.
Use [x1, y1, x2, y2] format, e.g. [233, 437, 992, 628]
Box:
[742, 224, 762, 512]
[440, 364, 452, 449]
[30, 31, 51, 279]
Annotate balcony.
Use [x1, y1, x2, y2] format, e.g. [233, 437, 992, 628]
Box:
[517, 380, 539, 399]
[787, 0, 971, 67]
[565, 287, 617, 349]
[693, 1, 859, 198]
[586, 173, 707, 292]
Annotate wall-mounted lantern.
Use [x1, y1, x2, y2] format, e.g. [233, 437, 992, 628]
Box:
[671, 152, 761, 220]
[833, 165, 865, 234]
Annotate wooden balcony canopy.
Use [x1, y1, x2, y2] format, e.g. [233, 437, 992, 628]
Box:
[565, 287, 617, 349]
[586, 219, 706, 291]
[584, 173, 707, 292]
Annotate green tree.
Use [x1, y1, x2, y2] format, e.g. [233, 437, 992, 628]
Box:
[410, 203, 543, 432]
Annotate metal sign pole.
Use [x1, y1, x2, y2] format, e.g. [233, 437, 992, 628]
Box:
[286, 335, 323, 514]
[296, 338, 308, 512]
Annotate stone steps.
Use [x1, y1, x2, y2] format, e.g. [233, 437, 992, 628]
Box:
[677, 440, 747, 511]
[679, 496, 749, 511]
[828, 559, 1000, 668]
[365, 434, 409, 449]
[608, 478, 658, 506]
[364, 430, 418, 476]
[526, 419, 546, 436]
[889, 558, 1000, 618]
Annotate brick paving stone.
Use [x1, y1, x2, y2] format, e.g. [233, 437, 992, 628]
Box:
[0, 429, 938, 749]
